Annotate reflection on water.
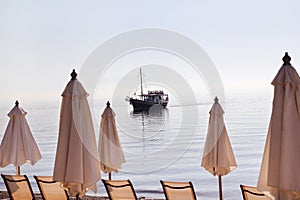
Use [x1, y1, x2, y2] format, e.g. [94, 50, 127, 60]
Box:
[0, 94, 272, 200]
[129, 106, 168, 139]
[129, 108, 168, 153]
[120, 107, 181, 174]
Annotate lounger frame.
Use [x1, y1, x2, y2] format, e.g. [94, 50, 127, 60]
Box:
[102, 179, 138, 200]
[1, 174, 35, 200]
[160, 180, 197, 200]
[34, 175, 70, 200]
[240, 185, 271, 200]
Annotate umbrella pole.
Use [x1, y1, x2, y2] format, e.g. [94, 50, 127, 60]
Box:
[16, 166, 20, 175]
[218, 175, 223, 200]
[108, 172, 112, 180]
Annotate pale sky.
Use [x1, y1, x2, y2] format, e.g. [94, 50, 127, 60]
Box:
[0, 0, 299, 104]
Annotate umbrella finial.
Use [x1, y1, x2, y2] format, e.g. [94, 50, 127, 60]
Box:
[71, 69, 77, 80]
[282, 52, 291, 65]
[106, 101, 110, 107]
[15, 100, 19, 107]
[214, 96, 219, 103]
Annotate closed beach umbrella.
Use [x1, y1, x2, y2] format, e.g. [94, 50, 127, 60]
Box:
[0, 100, 42, 175]
[98, 101, 125, 180]
[257, 53, 300, 199]
[53, 69, 101, 197]
[201, 97, 237, 200]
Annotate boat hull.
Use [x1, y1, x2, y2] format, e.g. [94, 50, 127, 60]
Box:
[130, 98, 167, 113]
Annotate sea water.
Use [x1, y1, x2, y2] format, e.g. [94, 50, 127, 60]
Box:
[0, 92, 272, 200]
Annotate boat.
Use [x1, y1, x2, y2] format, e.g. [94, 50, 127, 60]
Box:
[127, 68, 169, 113]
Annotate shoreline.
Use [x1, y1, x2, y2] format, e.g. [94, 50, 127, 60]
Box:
[0, 191, 106, 200]
[0, 191, 163, 200]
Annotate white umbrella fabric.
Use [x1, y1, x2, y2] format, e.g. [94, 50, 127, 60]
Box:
[53, 70, 101, 197]
[0, 100, 42, 175]
[98, 101, 125, 180]
[201, 97, 237, 200]
[257, 53, 300, 199]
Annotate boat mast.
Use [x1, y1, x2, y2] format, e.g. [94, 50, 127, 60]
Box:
[140, 68, 143, 96]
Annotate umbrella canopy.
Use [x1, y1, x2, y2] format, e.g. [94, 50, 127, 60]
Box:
[98, 101, 125, 180]
[257, 53, 300, 199]
[0, 100, 42, 174]
[53, 69, 101, 197]
[201, 97, 237, 200]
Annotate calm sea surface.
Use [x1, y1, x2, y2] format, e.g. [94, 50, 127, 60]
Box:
[0, 92, 272, 200]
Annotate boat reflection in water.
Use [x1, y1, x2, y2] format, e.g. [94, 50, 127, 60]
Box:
[128, 105, 168, 154]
